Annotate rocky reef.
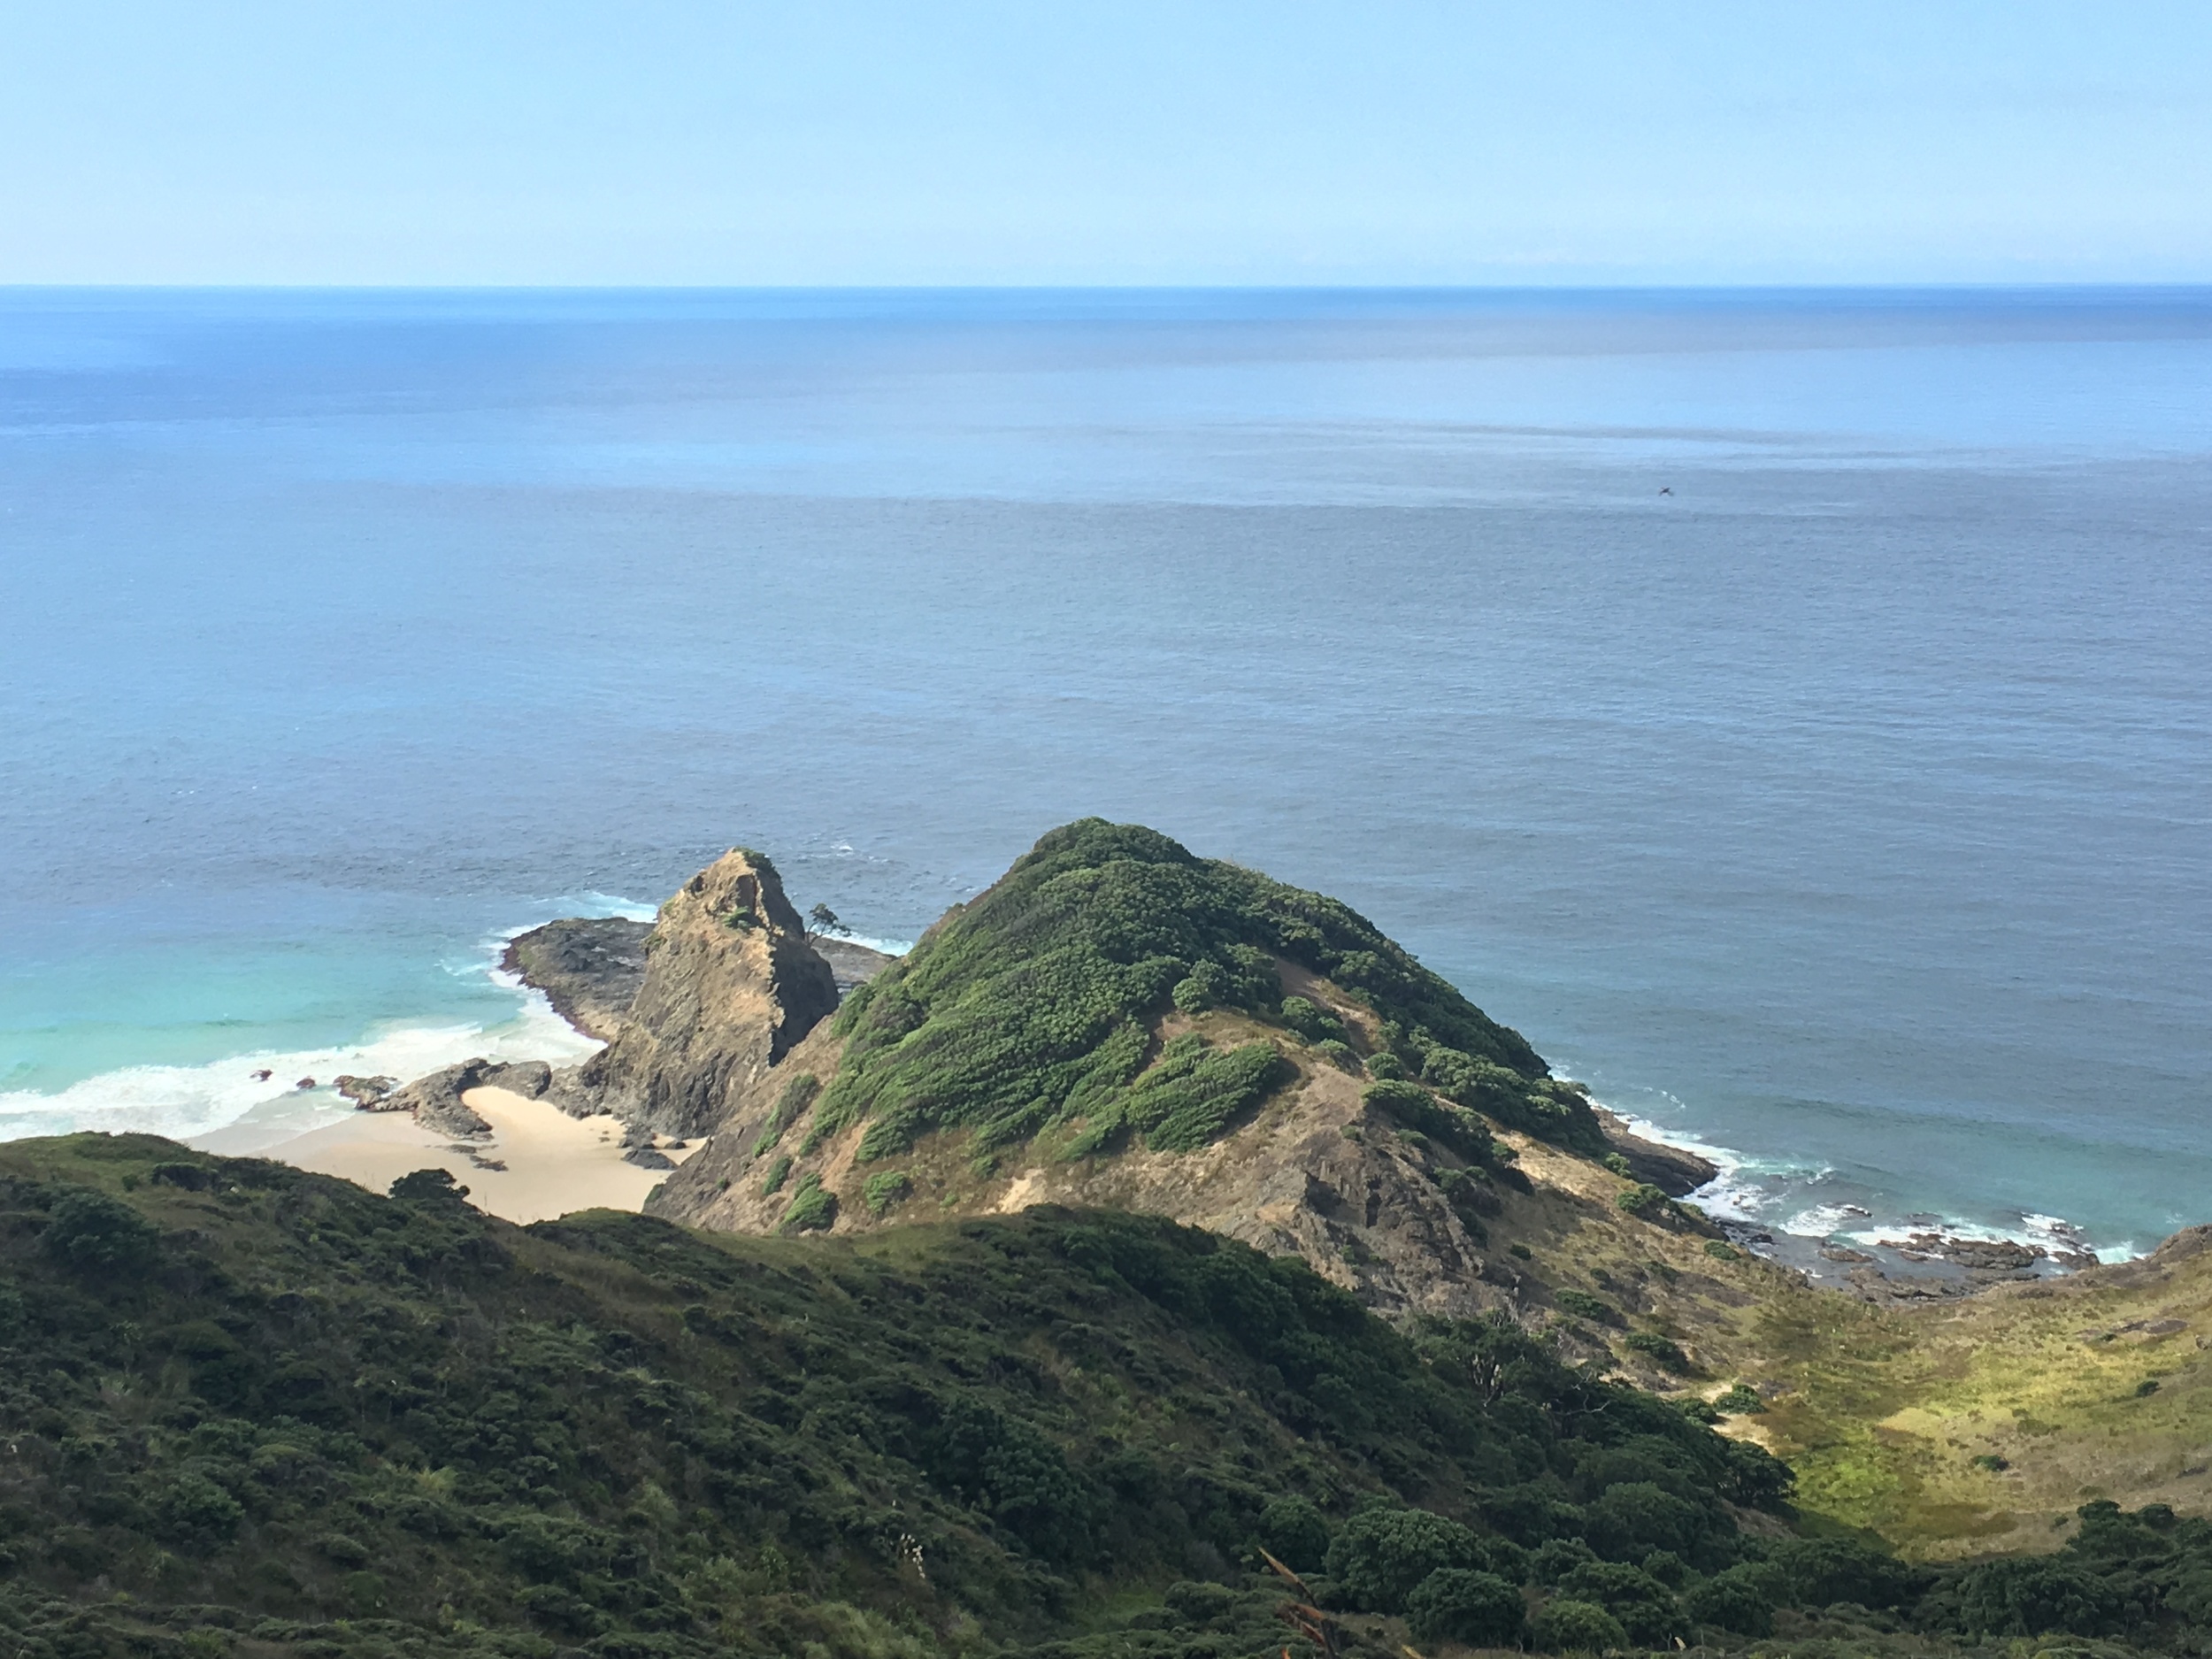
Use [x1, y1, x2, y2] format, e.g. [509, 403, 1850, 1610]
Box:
[500, 915, 653, 1041]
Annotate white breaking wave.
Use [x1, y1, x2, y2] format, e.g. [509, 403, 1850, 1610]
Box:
[1575, 1085, 2134, 1262]
[0, 987, 603, 1156]
[0, 900, 647, 1156]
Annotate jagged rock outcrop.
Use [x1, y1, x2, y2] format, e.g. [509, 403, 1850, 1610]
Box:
[557, 850, 840, 1138]
[373, 1057, 550, 1138]
[501, 917, 654, 1041]
[332, 1074, 397, 1109]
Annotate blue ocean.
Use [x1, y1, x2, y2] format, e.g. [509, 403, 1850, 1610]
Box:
[3, 288, 2208, 1257]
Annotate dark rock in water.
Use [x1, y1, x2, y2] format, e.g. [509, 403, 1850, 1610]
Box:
[334, 1074, 399, 1109]
[380, 1060, 495, 1138]
[1594, 1110, 1718, 1197]
[812, 935, 898, 997]
[295, 1077, 318, 1090]
[1821, 1245, 1876, 1264]
[567, 849, 841, 1139]
[502, 917, 653, 1042]
[623, 1147, 676, 1170]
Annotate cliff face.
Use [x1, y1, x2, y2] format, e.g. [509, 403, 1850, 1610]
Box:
[565, 849, 841, 1138]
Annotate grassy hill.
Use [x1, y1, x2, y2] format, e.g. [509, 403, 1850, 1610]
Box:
[5, 1133, 2212, 1658]
[786, 818, 1600, 1164]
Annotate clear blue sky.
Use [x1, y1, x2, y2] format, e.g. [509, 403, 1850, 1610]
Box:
[3, 1, 2207, 286]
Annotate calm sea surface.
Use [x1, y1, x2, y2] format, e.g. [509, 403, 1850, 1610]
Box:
[3, 288, 2208, 1254]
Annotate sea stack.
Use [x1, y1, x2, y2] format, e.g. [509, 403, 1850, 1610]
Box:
[558, 849, 839, 1138]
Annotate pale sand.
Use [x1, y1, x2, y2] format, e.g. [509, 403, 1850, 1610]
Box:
[262, 1087, 693, 1225]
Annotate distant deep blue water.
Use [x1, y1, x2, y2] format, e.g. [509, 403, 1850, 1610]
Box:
[3, 288, 2208, 1255]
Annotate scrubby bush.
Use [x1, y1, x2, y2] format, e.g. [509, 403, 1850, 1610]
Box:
[389, 1167, 470, 1205]
[1407, 1566, 1526, 1647]
[1256, 1494, 1333, 1573]
[780, 1172, 836, 1233]
[1278, 995, 1348, 1044]
[1686, 1561, 1782, 1634]
[1532, 1596, 1627, 1654]
[760, 1154, 793, 1195]
[1324, 1506, 1485, 1613]
[863, 1170, 912, 1216]
[1582, 1481, 1708, 1562]
[1362, 1078, 1495, 1162]
[1715, 1382, 1766, 1415]
[1554, 1558, 1686, 1647]
[41, 1186, 160, 1273]
[1311, 1037, 1358, 1071]
[1555, 1288, 1618, 1325]
[1064, 1033, 1291, 1156]
[1617, 1183, 1668, 1217]
[1624, 1331, 1693, 1372]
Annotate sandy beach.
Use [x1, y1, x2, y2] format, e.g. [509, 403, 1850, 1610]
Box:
[264, 1087, 693, 1224]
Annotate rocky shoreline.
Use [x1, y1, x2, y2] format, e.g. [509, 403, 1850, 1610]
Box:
[351, 842, 2110, 1321]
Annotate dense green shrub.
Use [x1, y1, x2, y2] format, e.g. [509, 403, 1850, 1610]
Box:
[809, 820, 1590, 1164]
[1064, 1035, 1292, 1156]
[779, 1172, 836, 1233]
[1715, 1382, 1766, 1415]
[1581, 1481, 1709, 1563]
[1406, 1566, 1526, 1646]
[759, 1153, 792, 1195]
[1323, 1506, 1486, 1613]
[1553, 1558, 1686, 1646]
[1617, 1183, 1668, 1217]
[1686, 1561, 1782, 1634]
[1255, 1495, 1332, 1573]
[1277, 995, 1347, 1044]
[1624, 1331, 1693, 1372]
[41, 1186, 161, 1273]
[863, 1170, 913, 1217]
[1360, 1079, 1496, 1162]
[1532, 1596, 1628, 1653]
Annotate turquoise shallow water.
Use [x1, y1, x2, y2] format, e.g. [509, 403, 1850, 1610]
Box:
[3, 288, 2208, 1250]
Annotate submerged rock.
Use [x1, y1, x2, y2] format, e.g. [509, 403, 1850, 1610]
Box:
[334, 1074, 399, 1110]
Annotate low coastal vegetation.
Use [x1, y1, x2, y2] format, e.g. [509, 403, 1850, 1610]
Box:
[5, 1134, 2212, 1659]
[806, 819, 1604, 1167]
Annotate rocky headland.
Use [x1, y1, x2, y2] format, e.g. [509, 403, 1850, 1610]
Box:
[320, 818, 2212, 1557]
